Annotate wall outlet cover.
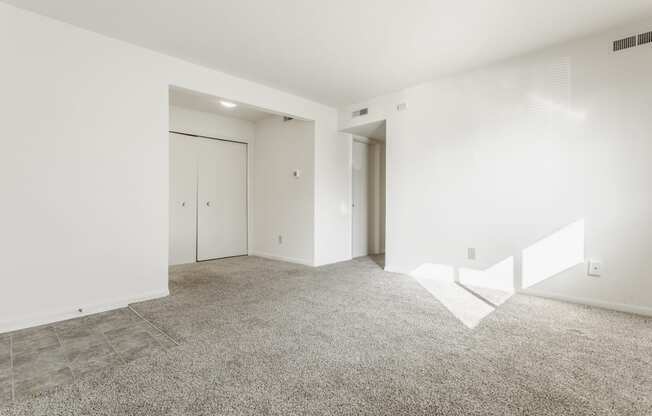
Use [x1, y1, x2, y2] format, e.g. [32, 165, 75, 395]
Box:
[588, 261, 602, 277]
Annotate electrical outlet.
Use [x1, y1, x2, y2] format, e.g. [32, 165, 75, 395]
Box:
[467, 248, 476, 260]
[588, 261, 602, 277]
[278, 235, 283, 245]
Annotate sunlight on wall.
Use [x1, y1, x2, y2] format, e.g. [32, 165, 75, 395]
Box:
[411, 263, 456, 281]
[522, 219, 585, 289]
[409, 221, 586, 328]
[411, 264, 497, 329]
[458, 257, 515, 292]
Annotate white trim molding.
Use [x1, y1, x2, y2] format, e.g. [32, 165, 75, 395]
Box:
[519, 289, 652, 318]
[249, 251, 314, 267]
[387, 265, 652, 318]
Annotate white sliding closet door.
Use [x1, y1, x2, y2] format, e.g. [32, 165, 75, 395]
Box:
[169, 133, 198, 265]
[197, 138, 248, 261]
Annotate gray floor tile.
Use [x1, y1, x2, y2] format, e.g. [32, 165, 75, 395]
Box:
[0, 354, 9, 372]
[53, 325, 96, 343]
[104, 323, 160, 351]
[11, 327, 59, 354]
[70, 353, 123, 379]
[10, 325, 54, 340]
[0, 368, 11, 380]
[0, 351, 14, 404]
[14, 367, 73, 401]
[83, 309, 142, 334]
[13, 345, 68, 379]
[51, 317, 89, 334]
[119, 342, 166, 364]
[58, 331, 106, 349]
[0, 368, 12, 386]
[0, 380, 12, 407]
[1, 308, 180, 405]
[54, 309, 141, 336]
[0, 339, 10, 372]
[151, 332, 178, 349]
[106, 329, 165, 363]
[64, 339, 114, 365]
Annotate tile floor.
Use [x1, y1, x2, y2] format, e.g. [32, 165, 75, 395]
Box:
[0, 307, 178, 405]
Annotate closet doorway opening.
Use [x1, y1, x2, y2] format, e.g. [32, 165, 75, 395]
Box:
[168, 86, 310, 266]
[346, 120, 386, 268]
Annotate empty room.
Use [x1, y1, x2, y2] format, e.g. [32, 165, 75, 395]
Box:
[0, 1, 651, 415]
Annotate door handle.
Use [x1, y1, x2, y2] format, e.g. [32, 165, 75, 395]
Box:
[206, 201, 211, 207]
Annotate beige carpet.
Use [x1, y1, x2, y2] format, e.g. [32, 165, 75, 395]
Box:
[1, 256, 651, 415]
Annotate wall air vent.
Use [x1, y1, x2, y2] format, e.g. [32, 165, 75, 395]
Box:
[613, 35, 636, 52]
[352, 108, 368, 118]
[638, 31, 652, 46]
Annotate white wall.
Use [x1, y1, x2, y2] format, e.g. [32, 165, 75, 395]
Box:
[314, 131, 351, 266]
[252, 117, 315, 265]
[169, 105, 255, 141]
[0, 3, 346, 332]
[169, 106, 255, 263]
[339, 18, 652, 315]
[379, 143, 386, 254]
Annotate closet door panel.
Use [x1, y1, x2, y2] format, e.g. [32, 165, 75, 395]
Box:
[169, 133, 198, 265]
[197, 138, 247, 260]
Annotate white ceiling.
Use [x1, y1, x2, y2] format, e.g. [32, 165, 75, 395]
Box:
[169, 87, 273, 123]
[5, 1, 652, 106]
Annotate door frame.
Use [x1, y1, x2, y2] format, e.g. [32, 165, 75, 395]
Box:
[341, 118, 389, 266]
[349, 133, 386, 261]
[352, 137, 371, 258]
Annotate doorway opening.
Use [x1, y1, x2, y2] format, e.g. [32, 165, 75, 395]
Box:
[345, 120, 386, 268]
[168, 86, 313, 267]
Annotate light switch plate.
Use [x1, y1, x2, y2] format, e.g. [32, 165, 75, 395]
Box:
[588, 261, 602, 277]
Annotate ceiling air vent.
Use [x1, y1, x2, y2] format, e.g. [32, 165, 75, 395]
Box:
[352, 108, 368, 118]
[638, 31, 652, 46]
[613, 35, 636, 52]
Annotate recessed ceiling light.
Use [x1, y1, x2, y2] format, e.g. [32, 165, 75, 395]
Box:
[220, 100, 237, 108]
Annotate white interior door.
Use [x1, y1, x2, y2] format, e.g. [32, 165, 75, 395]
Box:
[197, 138, 248, 261]
[169, 133, 198, 265]
[352, 140, 369, 258]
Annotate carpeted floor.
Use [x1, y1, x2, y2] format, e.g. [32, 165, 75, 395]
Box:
[1, 255, 651, 415]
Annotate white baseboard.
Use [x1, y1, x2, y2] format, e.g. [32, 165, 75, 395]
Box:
[0, 289, 169, 334]
[519, 288, 652, 317]
[390, 266, 652, 318]
[249, 251, 314, 267]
